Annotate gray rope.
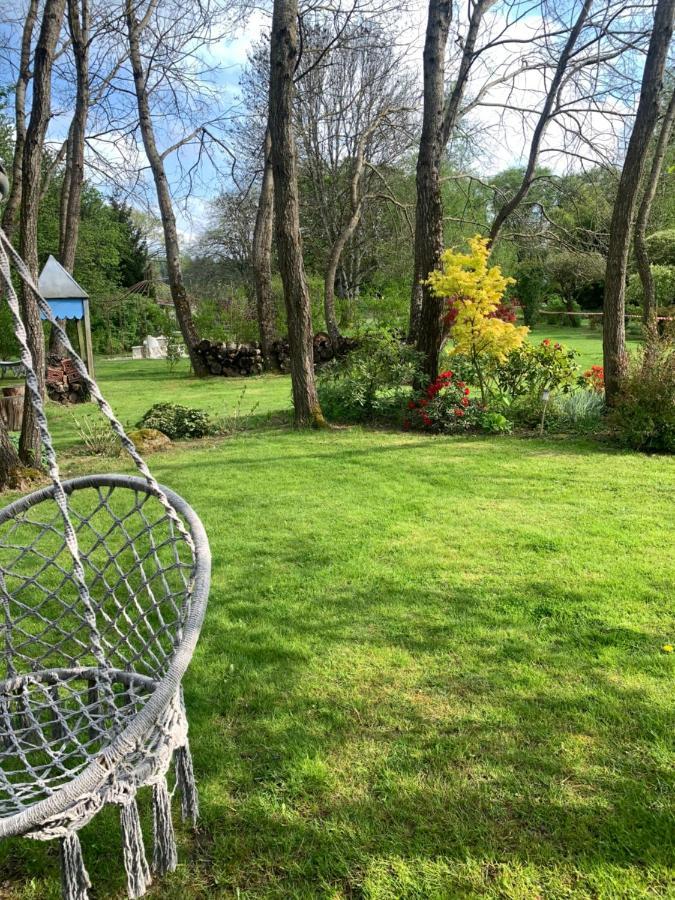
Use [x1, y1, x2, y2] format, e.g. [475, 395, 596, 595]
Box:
[60, 832, 91, 900]
[0, 231, 112, 683]
[175, 738, 199, 825]
[152, 778, 177, 875]
[0, 227, 194, 554]
[120, 798, 152, 899]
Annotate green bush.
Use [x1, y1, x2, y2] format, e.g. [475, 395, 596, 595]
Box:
[138, 403, 213, 439]
[194, 294, 259, 344]
[477, 411, 512, 434]
[317, 328, 423, 424]
[405, 370, 481, 433]
[626, 266, 675, 310]
[91, 294, 173, 354]
[645, 229, 675, 266]
[0, 305, 19, 359]
[514, 262, 547, 326]
[357, 281, 411, 330]
[492, 339, 580, 401]
[544, 295, 582, 327]
[546, 250, 605, 312]
[611, 339, 675, 453]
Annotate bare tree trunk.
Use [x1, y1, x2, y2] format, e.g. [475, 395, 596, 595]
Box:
[1, 0, 39, 239]
[268, 0, 324, 427]
[0, 418, 21, 490]
[488, 0, 593, 244]
[634, 88, 675, 325]
[50, 0, 91, 359]
[412, 0, 491, 378]
[60, 0, 89, 271]
[603, 0, 675, 404]
[125, 0, 208, 377]
[50, 125, 74, 358]
[324, 208, 360, 349]
[410, 0, 452, 376]
[19, 0, 67, 467]
[323, 134, 374, 348]
[252, 129, 277, 365]
[58, 126, 74, 258]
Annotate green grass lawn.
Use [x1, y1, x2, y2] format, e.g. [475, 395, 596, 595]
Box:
[1, 327, 673, 899]
[527, 323, 640, 371]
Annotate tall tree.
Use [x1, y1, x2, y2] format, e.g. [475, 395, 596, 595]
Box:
[59, 0, 90, 272]
[295, 20, 414, 346]
[412, 0, 496, 379]
[18, 0, 68, 466]
[49, 0, 92, 359]
[488, 0, 594, 244]
[124, 0, 208, 376]
[0, 420, 22, 490]
[251, 128, 277, 364]
[633, 87, 675, 324]
[409, 0, 451, 356]
[603, 0, 675, 403]
[268, 0, 324, 426]
[1, 0, 40, 239]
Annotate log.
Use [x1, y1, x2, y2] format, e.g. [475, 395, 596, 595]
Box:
[0, 386, 24, 431]
[194, 334, 359, 377]
[193, 340, 264, 377]
[270, 333, 359, 373]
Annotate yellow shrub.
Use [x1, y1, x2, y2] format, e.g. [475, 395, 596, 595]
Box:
[426, 235, 528, 363]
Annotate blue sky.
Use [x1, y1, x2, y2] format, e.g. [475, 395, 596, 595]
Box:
[0, 0, 645, 243]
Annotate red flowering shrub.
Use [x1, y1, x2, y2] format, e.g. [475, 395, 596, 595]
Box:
[489, 299, 520, 324]
[404, 371, 482, 433]
[583, 364, 605, 393]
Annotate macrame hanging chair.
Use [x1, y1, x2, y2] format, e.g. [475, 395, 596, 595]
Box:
[0, 227, 211, 900]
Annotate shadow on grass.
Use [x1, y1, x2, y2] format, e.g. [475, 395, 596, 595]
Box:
[179, 575, 671, 896]
[0, 443, 670, 897]
[0, 571, 670, 897]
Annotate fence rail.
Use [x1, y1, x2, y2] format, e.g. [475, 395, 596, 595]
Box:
[536, 310, 674, 322]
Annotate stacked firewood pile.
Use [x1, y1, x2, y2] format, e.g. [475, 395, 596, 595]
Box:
[193, 340, 264, 376]
[271, 332, 359, 373]
[191, 333, 359, 378]
[46, 357, 90, 404]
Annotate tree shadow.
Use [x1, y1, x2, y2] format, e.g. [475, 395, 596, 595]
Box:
[1, 434, 671, 897]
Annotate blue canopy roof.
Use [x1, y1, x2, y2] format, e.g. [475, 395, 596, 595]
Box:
[38, 257, 88, 321]
[40, 298, 85, 321]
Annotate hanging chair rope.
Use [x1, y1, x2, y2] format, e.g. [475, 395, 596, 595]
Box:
[0, 227, 194, 554]
[0, 233, 111, 678]
[0, 227, 210, 900]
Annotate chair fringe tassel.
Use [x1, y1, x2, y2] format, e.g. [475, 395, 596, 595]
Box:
[60, 832, 91, 900]
[152, 777, 178, 875]
[120, 798, 152, 899]
[175, 740, 199, 825]
[57, 751, 196, 899]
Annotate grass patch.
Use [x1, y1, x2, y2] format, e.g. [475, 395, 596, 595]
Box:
[0, 330, 673, 899]
[527, 323, 640, 372]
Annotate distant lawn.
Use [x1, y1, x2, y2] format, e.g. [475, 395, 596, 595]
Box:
[45, 358, 294, 451]
[527, 322, 641, 371]
[1, 356, 673, 899]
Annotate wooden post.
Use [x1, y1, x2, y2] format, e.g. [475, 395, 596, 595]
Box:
[82, 298, 95, 378]
[76, 317, 86, 361]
